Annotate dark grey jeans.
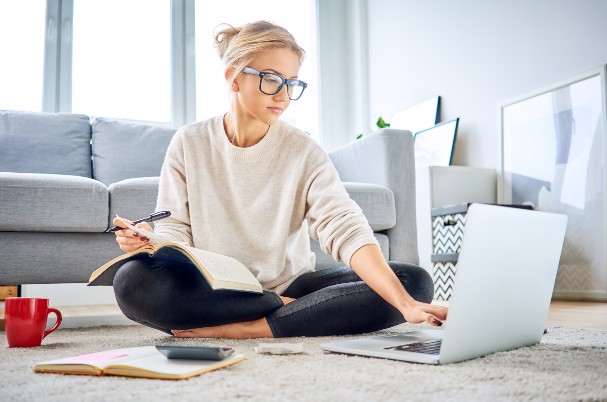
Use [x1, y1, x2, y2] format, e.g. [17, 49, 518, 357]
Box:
[112, 258, 434, 337]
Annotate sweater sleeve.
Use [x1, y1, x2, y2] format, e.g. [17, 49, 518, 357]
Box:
[152, 130, 193, 245]
[304, 153, 379, 266]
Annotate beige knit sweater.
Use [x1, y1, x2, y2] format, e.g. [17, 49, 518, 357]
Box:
[153, 116, 379, 294]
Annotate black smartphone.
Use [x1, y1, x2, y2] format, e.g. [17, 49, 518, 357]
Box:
[155, 345, 234, 361]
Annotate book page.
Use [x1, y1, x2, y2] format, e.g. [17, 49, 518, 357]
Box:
[106, 349, 245, 377]
[35, 346, 245, 380]
[88, 244, 158, 285]
[183, 247, 261, 288]
[35, 346, 153, 369]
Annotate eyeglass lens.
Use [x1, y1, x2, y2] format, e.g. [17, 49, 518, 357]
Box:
[260, 73, 305, 100]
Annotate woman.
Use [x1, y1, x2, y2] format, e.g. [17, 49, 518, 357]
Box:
[112, 20, 447, 338]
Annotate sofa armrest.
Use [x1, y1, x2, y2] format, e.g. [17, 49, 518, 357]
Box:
[108, 177, 160, 227]
[328, 128, 418, 264]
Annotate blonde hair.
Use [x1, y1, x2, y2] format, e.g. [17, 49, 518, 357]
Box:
[214, 21, 305, 81]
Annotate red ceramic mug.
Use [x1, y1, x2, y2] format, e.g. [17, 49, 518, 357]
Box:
[5, 297, 62, 348]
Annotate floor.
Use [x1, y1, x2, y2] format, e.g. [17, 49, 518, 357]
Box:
[436, 299, 606, 330]
[1, 300, 606, 331]
[546, 300, 607, 330]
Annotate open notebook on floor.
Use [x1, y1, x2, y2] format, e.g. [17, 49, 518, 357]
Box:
[34, 346, 245, 380]
[320, 204, 568, 364]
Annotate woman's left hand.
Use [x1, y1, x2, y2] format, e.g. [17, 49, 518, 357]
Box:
[400, 301, 448, 327]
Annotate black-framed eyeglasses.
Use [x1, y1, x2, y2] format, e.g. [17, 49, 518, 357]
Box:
[242, 67, 308, 101]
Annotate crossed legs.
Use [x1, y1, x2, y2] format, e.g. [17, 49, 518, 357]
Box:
[113, 259, 434, 338]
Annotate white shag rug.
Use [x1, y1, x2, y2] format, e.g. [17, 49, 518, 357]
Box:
[1, 323, 606, 402]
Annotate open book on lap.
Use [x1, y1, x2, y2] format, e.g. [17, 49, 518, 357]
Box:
[89, 242, 262, 293]
[34, 346, 245, 380]
[91, 217, 262, 293]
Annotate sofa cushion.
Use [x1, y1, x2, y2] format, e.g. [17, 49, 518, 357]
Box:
[108, 177, 160, 227]
[92, 118, 176, 186]
[0, 232, 121, 284]
[0, 110, 92, 177]
[107, 178, 393, 236]
[0, 172, 108, 232]
[108, 180, 395, 231]
[343, 182, 396, 231]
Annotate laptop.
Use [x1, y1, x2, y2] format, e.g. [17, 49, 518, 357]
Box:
[320, 204, 568, 364]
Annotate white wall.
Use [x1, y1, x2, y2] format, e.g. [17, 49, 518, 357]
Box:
[365, 0, 607, 168]
[315, 0, 607, 271]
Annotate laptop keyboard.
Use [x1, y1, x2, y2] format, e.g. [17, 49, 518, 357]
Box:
[385, 340, 442, 355]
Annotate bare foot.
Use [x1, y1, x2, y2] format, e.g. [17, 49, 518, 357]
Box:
[279, 296, 296, 305]
[171, 317, 273, 339]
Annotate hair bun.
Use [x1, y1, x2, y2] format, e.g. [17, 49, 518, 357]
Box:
[214, 23, 240, 59]
[213, 20, 305, 81]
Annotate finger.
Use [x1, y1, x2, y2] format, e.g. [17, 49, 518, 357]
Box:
[417, 300, 448, 310]
[426, 314, 443, 327]
[434, 309, 448, 320]
[423, 305, 449, 320]
[114, 229, 137, 238]
[112, 217, 132, 228]
[129, 228, 150, 240]
[114, 228, 138, 238]
[115, 238, 148, 253]
[133, 222, 154, 232]
[116, 228, 145, 240]
[416, 302, 449, 317]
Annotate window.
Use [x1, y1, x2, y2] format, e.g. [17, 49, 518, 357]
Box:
[1, 1, 320, 135]
[71, 0, 171, 122]
[195, 1, 319, 139]
[0, 0, 46, 112]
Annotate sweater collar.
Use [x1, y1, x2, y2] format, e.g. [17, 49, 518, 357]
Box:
[212, 115, 281, 162]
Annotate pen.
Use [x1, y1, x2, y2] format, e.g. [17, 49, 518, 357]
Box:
[105, 211, 171, 233]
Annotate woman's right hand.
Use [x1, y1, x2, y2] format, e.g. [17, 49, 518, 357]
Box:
[112, 217, 154, 253]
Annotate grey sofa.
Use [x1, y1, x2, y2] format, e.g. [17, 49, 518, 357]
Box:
[0, 110, 418, 286]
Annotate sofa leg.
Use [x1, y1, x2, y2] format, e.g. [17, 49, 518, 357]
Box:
[0, 285, 20, 300]
[0, 285, 20, 331]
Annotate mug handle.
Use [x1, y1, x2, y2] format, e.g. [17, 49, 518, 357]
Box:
[43, 308, 63, 339]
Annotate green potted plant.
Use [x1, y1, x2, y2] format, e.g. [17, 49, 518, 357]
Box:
[356, 116, 390, 140]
